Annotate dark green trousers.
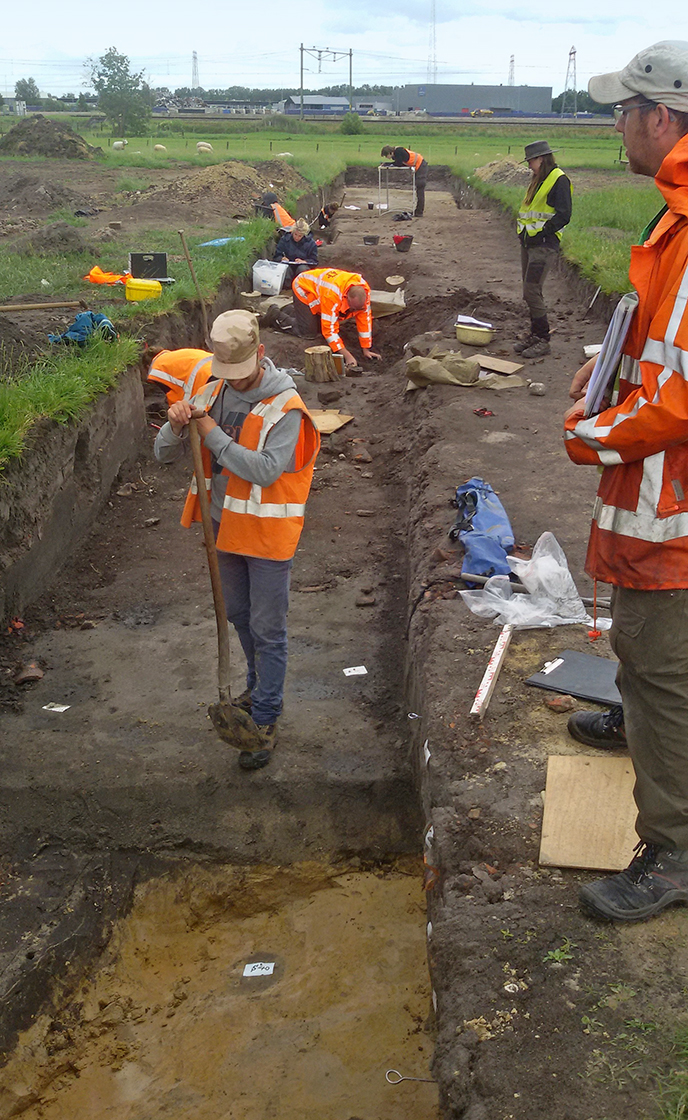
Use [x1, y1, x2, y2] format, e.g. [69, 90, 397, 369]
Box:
[611, 586, 688, 850]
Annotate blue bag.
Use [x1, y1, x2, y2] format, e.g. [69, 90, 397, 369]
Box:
[449, 477, 514, 582]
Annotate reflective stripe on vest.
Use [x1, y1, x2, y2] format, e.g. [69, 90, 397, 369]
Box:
[517, 168, 567, 239]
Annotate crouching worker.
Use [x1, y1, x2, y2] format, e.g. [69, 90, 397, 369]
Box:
[149, 310, 320, 770]
[267, 267, 382, 368]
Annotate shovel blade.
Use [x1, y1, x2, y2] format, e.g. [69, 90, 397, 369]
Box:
[208, 700, 265, 752]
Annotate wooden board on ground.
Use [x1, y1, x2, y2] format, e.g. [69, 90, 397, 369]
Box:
[310, 409, 354, 434]
[539, 755, 637, 871]
[466, 353, 524, 375]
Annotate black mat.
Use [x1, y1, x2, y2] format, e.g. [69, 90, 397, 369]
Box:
[526, 649, 621, 706]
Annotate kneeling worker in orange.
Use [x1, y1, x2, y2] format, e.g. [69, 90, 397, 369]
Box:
[269, 267, 382, 368]
[149, 310, 320, 770]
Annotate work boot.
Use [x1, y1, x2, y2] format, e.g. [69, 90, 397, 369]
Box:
[237, 723, 277, 771]
[233, 688, 252, 714]
[567, 704, 627, 750]
[520, 337, 551, 359]
[580, 842, 688, 922]
[513, 333, 538, 354]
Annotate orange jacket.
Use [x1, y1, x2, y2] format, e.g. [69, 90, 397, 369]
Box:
[148, 350, 319, 561]
[565, 133, 688, 589]
[292, 268, 373, 353]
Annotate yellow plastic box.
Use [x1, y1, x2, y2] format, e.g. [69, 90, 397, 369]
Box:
[126, 278, 162, 301]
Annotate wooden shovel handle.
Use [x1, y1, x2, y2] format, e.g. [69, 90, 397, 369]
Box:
[189, 418, 231, 703]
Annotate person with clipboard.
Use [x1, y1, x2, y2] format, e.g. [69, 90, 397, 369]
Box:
[564, 41, 688, 923]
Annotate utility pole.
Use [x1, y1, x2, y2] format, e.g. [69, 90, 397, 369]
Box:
[508, 55, 515, 86]
[427, 0, 437, 84]
[192, 51, 199, 91]
[561, 45, 578, 118]
[298, 46, 353, 118]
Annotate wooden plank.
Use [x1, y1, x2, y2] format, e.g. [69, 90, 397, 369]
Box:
[465, 353, 524, 375]
[539, 755, 637, 872]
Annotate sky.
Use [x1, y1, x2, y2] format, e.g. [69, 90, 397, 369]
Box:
[0, 0, 685, 99]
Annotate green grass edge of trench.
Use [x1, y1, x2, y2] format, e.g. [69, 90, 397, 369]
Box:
[0, 335, 140, 473]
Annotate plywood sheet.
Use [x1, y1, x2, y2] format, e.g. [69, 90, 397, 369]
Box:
[465, 353, 524, 375]
[310, 409, 354, 434]
[539, 755, 637, 871]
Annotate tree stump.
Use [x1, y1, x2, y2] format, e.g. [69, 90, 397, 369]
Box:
[304, 345, 340, 383]
[239, 290, 263, 313]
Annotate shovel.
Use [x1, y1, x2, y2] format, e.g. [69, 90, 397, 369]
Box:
[188, 417, 265, 753]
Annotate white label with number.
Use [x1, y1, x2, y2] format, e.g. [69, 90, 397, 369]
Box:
[243, 961, 275, 977]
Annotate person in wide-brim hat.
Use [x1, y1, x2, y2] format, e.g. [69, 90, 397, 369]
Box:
[512, 140, 572, 359]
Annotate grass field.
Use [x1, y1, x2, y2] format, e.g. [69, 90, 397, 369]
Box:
[65, 124, 660, 295]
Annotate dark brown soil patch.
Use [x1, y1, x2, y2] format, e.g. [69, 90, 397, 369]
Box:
[0, 115, 101, 160]
[0, 173, 91, 215]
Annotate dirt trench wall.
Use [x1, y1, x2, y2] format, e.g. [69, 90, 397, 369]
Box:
[0, 369, 145, 623]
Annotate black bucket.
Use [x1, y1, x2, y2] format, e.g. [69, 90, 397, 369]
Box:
[393, 234, 413, 253]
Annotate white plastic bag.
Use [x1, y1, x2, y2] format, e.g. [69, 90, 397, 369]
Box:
[252, 259, 289, 296]
[460, 531, 611, 630]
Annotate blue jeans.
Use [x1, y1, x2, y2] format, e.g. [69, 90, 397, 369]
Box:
[215, 544, 292, 727]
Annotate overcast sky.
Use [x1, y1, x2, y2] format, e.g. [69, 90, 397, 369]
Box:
[0, 0, 684, 99]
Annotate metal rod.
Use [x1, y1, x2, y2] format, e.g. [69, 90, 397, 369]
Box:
[461, 571, 610, 610]
[0, 300, 85, 312]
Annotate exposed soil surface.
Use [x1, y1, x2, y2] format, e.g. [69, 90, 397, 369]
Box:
[0, 116, 100, 160]
[0, 163, 683, 1119]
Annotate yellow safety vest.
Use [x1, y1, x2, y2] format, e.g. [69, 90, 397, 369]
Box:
[517, 168, 568, 241]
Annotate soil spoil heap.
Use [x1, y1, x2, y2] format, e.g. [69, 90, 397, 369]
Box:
[0, 172, 92, 215]
[473, 156, 531, 186]
[0, 116, 100, 160]
[141, 158, 309, 218]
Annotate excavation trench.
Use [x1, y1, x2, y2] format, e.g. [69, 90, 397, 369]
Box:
[1, 166, 632, 1120]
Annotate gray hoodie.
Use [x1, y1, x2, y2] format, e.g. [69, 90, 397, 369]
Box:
[154, 356, 304, 522]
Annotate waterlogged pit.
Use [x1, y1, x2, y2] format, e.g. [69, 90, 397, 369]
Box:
[4, 860, 437, 1120]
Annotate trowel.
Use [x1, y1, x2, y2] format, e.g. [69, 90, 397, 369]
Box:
[189, 418, 265, 753]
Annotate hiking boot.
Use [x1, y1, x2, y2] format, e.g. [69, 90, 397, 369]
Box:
[580, 842, 688, 922]
[520, 337, 551, 359]
[513, 333, 538, 354]
[567, 704, 627, 750]
[233, 687, 252, 714]
[237, 723, 277, 771]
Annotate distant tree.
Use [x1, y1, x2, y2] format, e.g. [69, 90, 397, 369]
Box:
[340, 111, 363, 135]
[15, 77, 40, 103]
[0, 94, 4, 110]
[88, 47, 150, 136]
[77, 93, 89, 110]
[551, 89, 610, 115]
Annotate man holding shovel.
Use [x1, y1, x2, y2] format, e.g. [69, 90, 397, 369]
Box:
[150, 310, 320, 770]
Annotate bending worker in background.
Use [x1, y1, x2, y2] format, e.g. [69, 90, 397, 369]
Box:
[514, 140, 572, 359]
[380, 145, 428, 217]
[564, 41, 688, 922]
[268, 267, 382, 368]
[273, 217, 319, 289]
[149, 310, 320, 771]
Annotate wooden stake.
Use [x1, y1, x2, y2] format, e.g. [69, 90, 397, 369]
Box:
[470, 624, 514, 719]
[0, 300, 85, 313]
[304, 345, 340, 383]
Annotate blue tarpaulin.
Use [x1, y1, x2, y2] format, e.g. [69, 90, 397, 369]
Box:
[199, 237, 246, 247]
[449, 477, 514, 582]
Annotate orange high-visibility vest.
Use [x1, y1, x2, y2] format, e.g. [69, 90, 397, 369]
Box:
[148, 349, 215, 403]
[292, 268, 373, 353]
[565, 133, 688, 590]
[404, 149, 424, 171]
[272, 203, 295, 229]
[148, 351, 319, 561]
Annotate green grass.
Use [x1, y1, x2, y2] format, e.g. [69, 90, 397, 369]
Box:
[0, 218, 274, 309]
[0, 335, 140, 471]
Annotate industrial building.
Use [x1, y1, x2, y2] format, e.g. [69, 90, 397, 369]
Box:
[395, 83, 552, 116]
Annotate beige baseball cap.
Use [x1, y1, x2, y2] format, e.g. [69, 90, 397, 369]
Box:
[210, 309, 260, 380]
[589, 40, 688, 111]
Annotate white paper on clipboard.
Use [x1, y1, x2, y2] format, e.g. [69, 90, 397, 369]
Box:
[583, 292, 638, 417]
